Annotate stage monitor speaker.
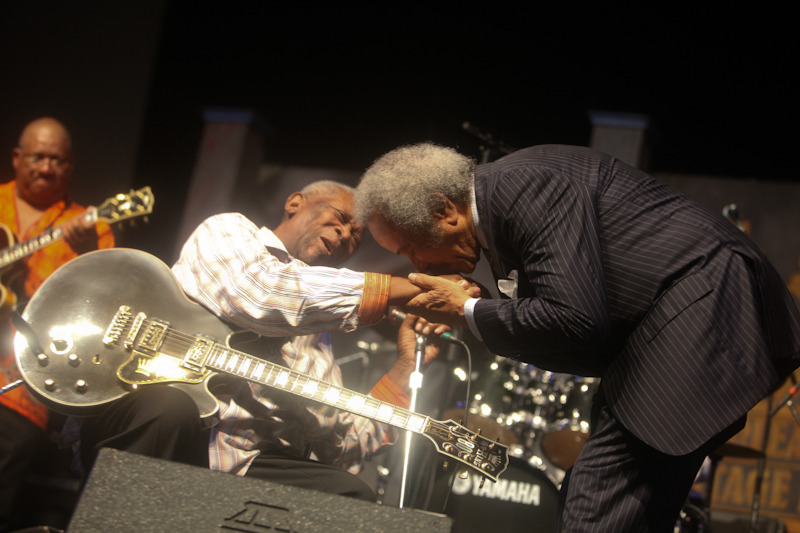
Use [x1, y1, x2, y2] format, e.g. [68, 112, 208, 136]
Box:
[67, 448, 453, 532]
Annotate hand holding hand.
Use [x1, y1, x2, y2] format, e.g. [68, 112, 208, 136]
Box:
[403, 273, 475, 326]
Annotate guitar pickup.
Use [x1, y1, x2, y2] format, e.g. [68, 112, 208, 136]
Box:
[182, 335, 216, 373]
[136, 319, 170, 356]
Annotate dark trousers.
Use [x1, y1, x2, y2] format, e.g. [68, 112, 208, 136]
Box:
[247, 454, 376, 502]
[79, 386, 375, 501]
[0, 406, 43, 532]
[79, 385, 208, 473]
[558, 397, 745, 532]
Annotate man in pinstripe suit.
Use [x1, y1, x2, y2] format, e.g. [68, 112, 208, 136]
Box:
[355, 143, 800, 531]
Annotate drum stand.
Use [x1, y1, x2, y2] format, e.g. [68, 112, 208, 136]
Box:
[748, 373, 799, 533]
[702, 373, 798, 533]
[703, 442, 764, 532]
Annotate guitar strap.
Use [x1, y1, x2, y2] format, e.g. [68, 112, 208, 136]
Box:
[10, 310, 46, 357]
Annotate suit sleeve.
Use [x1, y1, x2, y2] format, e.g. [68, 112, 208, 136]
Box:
[473, 168, 613, 370]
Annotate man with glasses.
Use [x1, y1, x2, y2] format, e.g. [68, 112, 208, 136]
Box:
[0, 117, 115, 531]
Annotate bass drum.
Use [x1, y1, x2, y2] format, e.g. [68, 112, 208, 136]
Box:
[445, 457, 560, 532]
[539, 376, 600, 471]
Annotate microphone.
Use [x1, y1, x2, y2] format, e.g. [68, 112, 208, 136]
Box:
[388, 308, 460, 343]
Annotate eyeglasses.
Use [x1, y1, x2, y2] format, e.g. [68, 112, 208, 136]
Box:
[17, 150, 71, 168]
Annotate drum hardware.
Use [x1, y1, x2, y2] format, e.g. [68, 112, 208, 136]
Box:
[745, 373, 797, 533]
[445, 355, 600, 492]
[537, 375, 600, 471]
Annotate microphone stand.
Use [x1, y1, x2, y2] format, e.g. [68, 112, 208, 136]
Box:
[750, 373, 799, 533]
[461, 122, 517, 163]
[0, 379, 24, 395]
[399, 333, 425, 509]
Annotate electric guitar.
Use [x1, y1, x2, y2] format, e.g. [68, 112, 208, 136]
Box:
[0, 282, 14, 318]
[0, 186, 154, 275]
[14, 248, 509, 482]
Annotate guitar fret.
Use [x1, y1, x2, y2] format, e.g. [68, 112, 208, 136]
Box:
[390, 411, 409, 428]
[274, 370, 289, 388]
[237, 357, 250, 376]
[323, 386, 341, 404]
[361, 397, 379, 418]
[251, 362, 266, 380]
[290, 373, 301, 392]
[301, 379, 318, 397]
[376, 404, 395, 422]
[225, 354, 238, 372]
[406, 413, 426, 432]
[214, 349, 227, 367]
[336, 390, 353, 410]
[347, 394, 366, 413]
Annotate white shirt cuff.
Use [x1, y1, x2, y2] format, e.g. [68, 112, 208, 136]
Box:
[464, 298, 482, 342]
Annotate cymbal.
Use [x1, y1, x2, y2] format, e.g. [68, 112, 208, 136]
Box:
[711, 442, 764, 460]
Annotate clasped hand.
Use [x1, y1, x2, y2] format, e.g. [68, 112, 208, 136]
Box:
[402, 273, 483, 326]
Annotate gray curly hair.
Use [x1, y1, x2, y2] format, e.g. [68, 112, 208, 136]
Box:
[354, 143, 475, 238]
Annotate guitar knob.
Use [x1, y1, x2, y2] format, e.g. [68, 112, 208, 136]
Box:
[68, 354, 80, 367]
[75, 380, 88, 393]
[44, 379, 56, 391]
[37, 353, 49, 366]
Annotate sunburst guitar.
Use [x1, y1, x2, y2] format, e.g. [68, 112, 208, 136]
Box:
[14, 248, 508, 483]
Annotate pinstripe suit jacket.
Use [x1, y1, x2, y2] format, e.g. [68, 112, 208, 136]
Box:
[472, 145, 800, 454]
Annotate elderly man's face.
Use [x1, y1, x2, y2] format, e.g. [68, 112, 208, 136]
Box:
[367, 212, 480, 275]
[283, 188, 364, 267]
[13, 122, 74, 209]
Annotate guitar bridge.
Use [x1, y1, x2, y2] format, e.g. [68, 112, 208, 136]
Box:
[103, 306, 131, 346]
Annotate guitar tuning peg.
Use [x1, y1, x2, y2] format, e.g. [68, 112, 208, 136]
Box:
[479, 477, 486, 489]
[458, 470, 469, 480]
[470, 428, 482, 441]
[442, 461, 449, 471]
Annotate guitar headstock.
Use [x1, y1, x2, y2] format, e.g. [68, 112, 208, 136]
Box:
[424, 418, 509, 483]
[95, 187, 155, 225]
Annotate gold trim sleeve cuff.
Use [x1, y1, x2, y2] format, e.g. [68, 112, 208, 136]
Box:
[358, 272, 391, 325]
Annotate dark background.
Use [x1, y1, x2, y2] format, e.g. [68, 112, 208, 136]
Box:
[2, 1, 795, 260]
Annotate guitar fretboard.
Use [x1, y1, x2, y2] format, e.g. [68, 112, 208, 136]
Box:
[0, 211, 95, 269]
[204, 344, 429, 434]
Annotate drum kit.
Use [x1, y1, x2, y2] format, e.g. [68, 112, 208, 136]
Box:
[442, 355, 600, 529]
[442, 354, 775, 533]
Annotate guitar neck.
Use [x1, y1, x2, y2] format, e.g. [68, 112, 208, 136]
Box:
[203, 343, 430, 435]
[0, 209, 96, 269]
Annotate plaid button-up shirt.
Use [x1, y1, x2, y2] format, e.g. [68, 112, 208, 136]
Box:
[171, 213, 396, 475]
